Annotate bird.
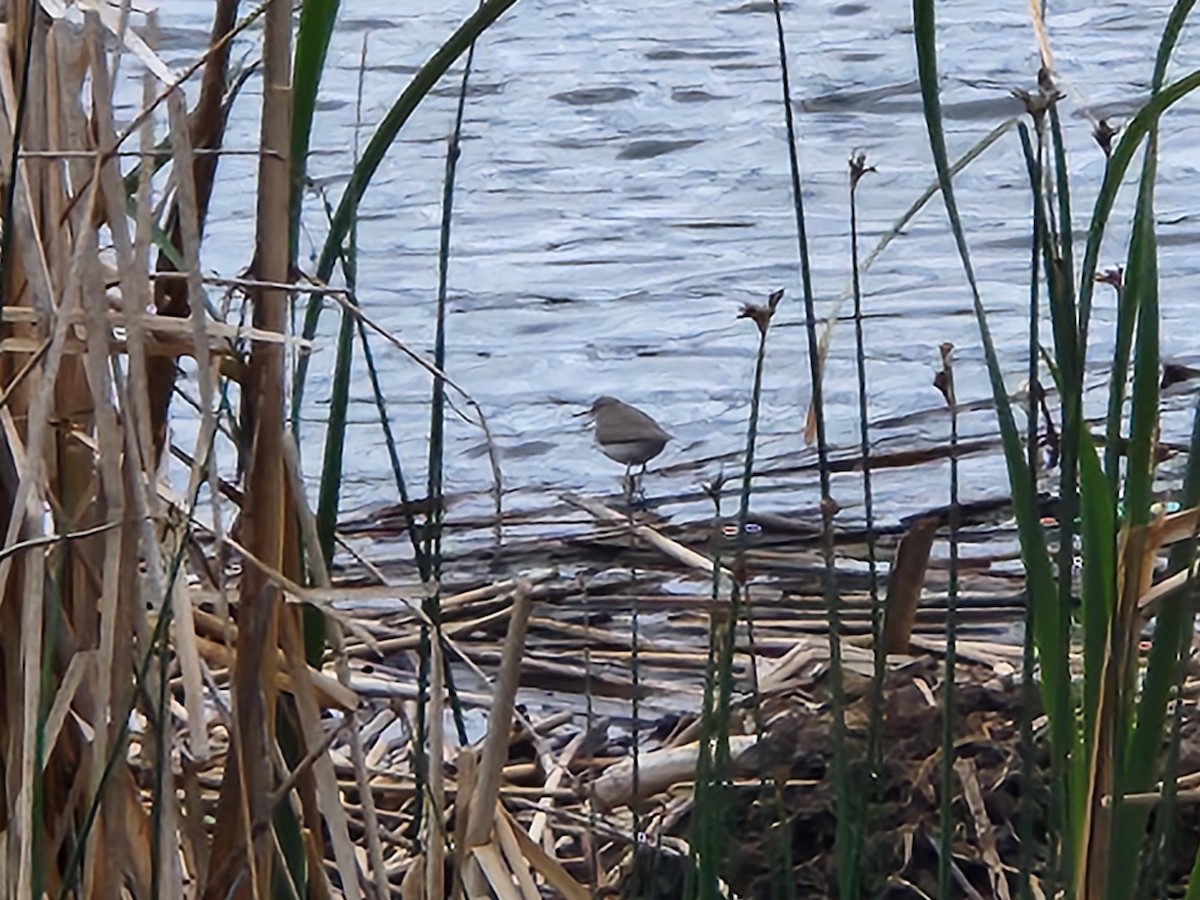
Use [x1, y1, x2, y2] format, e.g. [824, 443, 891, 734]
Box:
[579, 396, 673, 487]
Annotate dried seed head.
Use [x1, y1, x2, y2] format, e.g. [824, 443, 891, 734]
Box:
[849, 150, 876, 190]
[935, 342, 956, 408]
[738, 289, 784, 336]
[1093, 118, 1118, 157]
[1012, 68, 1063, 122]
[1095, 266, 1124, 290]
[701, 470, 728, 503]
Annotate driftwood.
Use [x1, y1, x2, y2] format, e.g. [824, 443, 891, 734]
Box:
[591, 735, 758, 810]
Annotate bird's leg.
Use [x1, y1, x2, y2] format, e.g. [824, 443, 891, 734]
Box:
[635, 462, 649, 503]
[623, 463, 633, 505]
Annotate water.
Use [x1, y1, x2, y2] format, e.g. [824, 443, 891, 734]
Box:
[157, 1, 1200, 555]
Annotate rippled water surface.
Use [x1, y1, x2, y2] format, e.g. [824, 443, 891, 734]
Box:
[161, 1, 1200, 550]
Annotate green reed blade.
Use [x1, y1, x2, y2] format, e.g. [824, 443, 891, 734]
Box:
[1125, 0, 1198, 786]
[913, 0, 1078, 883]
[1017, 117, 1043, 900]
[1106, 134, 1164, 900]
[1153, 395, 1200, 893]
[290, 0, 342, 264]
[291, 0, 521, 429]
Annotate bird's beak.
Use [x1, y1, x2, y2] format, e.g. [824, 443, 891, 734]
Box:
[572, 408, 593, 419]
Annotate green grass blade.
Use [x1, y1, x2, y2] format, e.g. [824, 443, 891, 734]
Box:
[1102, 264, 1136, 497]
[1153, 396, 1200, 893]
[291, 0, 521, 426]
[939, 360, 961, 898]
[1151, 0, 1197, 93]
[1108, 134, 1164, 899]
[315, 305, 355, 565]
[356, 318, 430, 577]
[426, 12, 479, 585]
[770, 0, 852, 892]
[1019, 112, 1085, 824]
[1048, 105, 1075, 311]
[850, 159, 886, 797]
[1016, 118, 1043, 900]
[1187, 842, 1200, 900]
[912, 0, 1076, 882]
[1078, 431, 1115, 749]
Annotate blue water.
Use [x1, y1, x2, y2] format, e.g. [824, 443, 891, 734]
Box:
[156, 1, 1200, 555]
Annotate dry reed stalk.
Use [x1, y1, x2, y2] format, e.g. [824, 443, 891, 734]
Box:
[144, 0, 241, 461]
[88, 0, 163, 770]
[163, 82, 214, 766]
[204, 0, 291, 891]
[80, 17, 156, 893]
[0, 29, 113, 886]
[882, 514, 939, 653]
[426, 627, 447, 900]
[592, 735, 759, 810]
[473, 839, 523, 900]
[459, 583, 533, 893]
[454, 747, 478, 898]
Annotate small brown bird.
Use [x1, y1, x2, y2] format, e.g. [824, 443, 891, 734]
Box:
[580, 396, 673, 482]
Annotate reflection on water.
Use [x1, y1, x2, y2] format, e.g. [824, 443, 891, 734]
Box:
[162, 0, 1200, 553]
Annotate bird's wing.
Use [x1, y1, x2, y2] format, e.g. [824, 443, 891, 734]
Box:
[605, 405, 672, 442]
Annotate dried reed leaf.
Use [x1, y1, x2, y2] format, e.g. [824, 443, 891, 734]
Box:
[219, 533, 381, 651]
[191, 632, 358, 711]
[400, 857, 425, 900]
[41, 650, 93, 771]
[493, 803, 540, 900]
[506, 808, 592, 900]
[472, 841, 523, 900]
[280, 609, 364, 900]
[70, 0, 179, 82]
[954, 756, 1011, 900]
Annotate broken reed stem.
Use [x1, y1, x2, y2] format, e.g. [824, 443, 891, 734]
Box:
[466, 582, 533, 847]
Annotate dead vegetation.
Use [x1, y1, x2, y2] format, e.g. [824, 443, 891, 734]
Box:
[1, 1, 1198, 898]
